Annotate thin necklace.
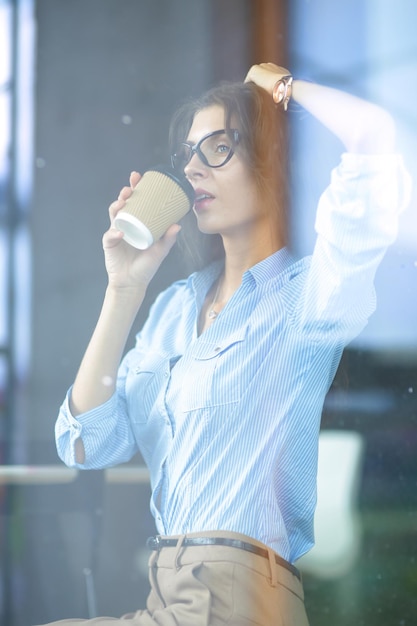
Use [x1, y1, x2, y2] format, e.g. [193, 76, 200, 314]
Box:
[208, 277, 222, 320]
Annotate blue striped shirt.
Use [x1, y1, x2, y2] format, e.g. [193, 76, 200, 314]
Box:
[56, 153, 410, 562]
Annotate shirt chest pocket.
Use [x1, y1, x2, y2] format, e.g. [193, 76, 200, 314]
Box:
[177, 329, 247, 413]
[126, 352, 169, 424]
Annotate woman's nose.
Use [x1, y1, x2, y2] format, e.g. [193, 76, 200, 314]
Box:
[184, 151, 208, 180]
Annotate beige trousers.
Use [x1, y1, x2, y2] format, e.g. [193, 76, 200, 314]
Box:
[37, 530, 309, 626]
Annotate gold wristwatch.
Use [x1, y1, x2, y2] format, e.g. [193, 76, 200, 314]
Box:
[272, 74, 293, 111]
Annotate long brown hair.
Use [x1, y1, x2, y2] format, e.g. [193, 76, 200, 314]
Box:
[169, 81, 289, 270]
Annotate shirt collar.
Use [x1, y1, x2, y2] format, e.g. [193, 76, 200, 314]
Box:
[188, 259, 223, 309]
[244, 247, 297, 286]
[188, 247, 297, 300]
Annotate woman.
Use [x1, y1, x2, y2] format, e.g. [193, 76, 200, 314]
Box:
[41, 63, 409, 625]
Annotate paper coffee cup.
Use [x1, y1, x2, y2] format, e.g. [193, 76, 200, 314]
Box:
[114, 166, 194, 250]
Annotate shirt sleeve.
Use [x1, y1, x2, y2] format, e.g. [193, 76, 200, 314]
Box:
[296, 153, 411, 342]
[54, 350, 139, 469]
[54, 280, 187, 469]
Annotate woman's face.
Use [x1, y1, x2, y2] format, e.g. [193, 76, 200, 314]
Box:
[183, 105, 264, 240]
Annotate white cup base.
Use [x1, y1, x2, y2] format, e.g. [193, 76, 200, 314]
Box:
[114, 212, 154, 250]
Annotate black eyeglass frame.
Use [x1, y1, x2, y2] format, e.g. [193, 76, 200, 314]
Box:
[171, 128, 240, 172]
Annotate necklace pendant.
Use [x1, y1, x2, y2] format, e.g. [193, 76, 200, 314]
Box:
[208, 308, 218, 320]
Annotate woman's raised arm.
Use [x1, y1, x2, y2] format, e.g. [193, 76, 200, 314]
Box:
[245, 62, 396, 154]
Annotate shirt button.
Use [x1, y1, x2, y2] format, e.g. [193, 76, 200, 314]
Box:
[214, 346, 221, 352]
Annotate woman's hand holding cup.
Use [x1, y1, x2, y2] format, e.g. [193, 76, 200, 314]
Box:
[104, 171, 181, 293]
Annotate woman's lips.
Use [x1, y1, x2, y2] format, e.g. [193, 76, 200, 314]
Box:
[194, 189, 214, 211]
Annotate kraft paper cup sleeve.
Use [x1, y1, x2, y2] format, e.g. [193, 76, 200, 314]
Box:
[114, 166, 194, 250]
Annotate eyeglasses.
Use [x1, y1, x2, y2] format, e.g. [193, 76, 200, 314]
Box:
[171, 129, 240, 172]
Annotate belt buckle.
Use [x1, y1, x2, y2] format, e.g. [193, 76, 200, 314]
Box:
[146, 535, 161, 551]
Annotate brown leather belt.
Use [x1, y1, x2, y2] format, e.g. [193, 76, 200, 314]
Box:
[146, 535, 301, 581]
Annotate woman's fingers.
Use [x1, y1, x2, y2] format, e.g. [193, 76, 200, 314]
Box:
[108, 172, 142, 222]
[103, 222, 125, 247]
[129, 170, 141, 189]
[245, 63, 291, 94]
[118, 185, 133, 201]
[109, 198, 125, 222]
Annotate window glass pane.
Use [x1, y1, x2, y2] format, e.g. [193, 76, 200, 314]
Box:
[14, 224, 31, 378]
[0, 1, 12, 85]
[15, 0, 34, 211]
[0, 229, 8, 346]
[0, 92, 11, 218]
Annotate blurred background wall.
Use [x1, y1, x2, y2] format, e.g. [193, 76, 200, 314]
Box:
[0, 0, 416, 624]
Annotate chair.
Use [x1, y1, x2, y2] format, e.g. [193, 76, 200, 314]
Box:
[297, 430, 365, 579]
